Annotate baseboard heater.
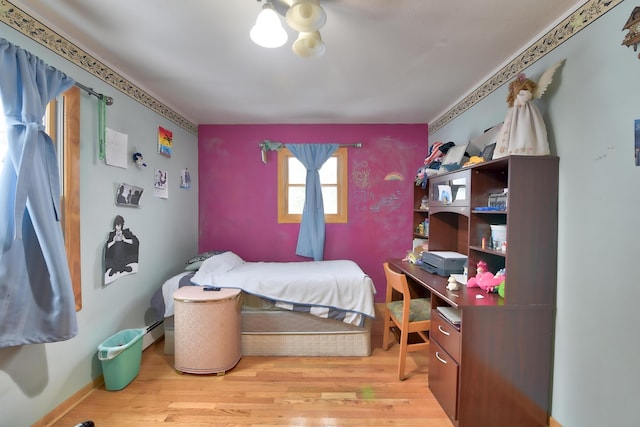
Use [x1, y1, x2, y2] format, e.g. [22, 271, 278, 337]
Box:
[142, 320, 164, 350]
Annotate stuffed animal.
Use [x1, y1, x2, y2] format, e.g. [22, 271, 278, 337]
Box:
[133, 152, 147, 167]
[415, 141, 456, 188]
[467, 261, 506, 293]
[447, 275, 460, 291]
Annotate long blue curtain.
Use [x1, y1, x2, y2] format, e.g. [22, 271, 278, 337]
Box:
[0, 38, 77, 347]
[286, 143, 339, 261]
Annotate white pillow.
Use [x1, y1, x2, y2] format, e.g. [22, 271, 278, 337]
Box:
[185, 250, 226, 265]
[190, 251, 244, 286]
[184, 260, 204, 271]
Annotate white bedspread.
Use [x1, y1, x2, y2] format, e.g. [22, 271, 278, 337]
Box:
[159, 271, 193, 319]
[187, 252, 376, 325]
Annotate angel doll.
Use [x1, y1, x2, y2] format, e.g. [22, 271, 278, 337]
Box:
[493, 60, 564, 159]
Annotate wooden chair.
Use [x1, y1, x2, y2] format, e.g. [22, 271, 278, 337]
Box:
[382, 262, 431, 380]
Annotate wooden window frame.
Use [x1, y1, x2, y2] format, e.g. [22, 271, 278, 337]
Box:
[277, 146, 348, 224]
[48, 87, 82, 310]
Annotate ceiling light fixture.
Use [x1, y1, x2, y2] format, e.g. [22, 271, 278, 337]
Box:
[251, 0, 327, 58]
[292, 31, 326, 58]
[250, 0, 288, 48]
[286, 0, 327, 33]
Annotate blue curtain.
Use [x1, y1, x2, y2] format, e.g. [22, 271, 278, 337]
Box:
[286, 143, 339, 261]
[0, 38, 77, 347]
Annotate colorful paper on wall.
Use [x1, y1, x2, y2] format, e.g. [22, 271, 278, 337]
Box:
[158, 126, 172, 158]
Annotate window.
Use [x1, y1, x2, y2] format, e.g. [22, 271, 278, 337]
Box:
[54, 87, 82, 311]
[277, 146, 347, 223]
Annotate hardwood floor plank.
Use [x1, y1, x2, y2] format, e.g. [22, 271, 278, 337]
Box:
[46, 317, 452, 427]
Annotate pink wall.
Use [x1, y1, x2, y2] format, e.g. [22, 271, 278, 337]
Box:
[198, 124, 427, 301]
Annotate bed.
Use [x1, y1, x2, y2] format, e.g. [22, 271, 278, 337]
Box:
[151, 251, 376, 357]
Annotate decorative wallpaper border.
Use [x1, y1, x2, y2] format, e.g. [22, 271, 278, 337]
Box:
[0, 0, 198, 135]
[429, 0, 622, 135]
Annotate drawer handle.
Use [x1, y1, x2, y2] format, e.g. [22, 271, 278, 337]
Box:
[435, 351, 448, 365]
[438, 325, 451, 336]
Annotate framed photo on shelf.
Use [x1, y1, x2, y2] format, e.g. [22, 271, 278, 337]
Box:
[438, 143, 468, 173]
[468, 123, 502, 156]
[481, 143, 496, 161]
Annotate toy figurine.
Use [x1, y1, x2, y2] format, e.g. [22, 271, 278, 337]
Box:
[447, 275, 460, 291]
[133, 152, 147, 167]
[493, 60, 564, 159]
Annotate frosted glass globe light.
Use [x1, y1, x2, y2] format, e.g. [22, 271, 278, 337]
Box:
[292, 31, 326, 58]
[250, 4, 288, 48]
[286, 0, 327, 32]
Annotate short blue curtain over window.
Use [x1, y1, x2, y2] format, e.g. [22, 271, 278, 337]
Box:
[285, 143, 339, 261]
[0, 38, 77, 347]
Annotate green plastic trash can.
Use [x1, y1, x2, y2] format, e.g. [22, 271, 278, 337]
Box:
[98, 328, 145, 391]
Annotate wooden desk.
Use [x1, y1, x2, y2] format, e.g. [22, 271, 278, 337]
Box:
[387, 258, 501, 309]
[387, 258, 553, 427]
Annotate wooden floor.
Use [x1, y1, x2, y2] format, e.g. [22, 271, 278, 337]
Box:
[48, 314, 453, 427]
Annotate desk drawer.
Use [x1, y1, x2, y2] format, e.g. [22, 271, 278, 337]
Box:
[429, 339, 459, 422]
[431, 309, 461, 361]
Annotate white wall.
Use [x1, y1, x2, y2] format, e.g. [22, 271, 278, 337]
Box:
[430, 3, 639, 426]
[0, 24, 199, 426]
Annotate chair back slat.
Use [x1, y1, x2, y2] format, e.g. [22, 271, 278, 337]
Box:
[383, 262, 411, 301]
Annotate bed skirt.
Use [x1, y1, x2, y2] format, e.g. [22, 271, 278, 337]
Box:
[163, 309, 372, 357]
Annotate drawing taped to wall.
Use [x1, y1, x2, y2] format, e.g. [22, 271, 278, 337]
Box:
[154, 168, 169, 199]
[105, 127, 128, 168]
[104, 215, 139, 285]
[180, 168, 191, 189]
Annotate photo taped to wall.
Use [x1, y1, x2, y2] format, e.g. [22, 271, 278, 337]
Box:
[116, 183, 144, 207]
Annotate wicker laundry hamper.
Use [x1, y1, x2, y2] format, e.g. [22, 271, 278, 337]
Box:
[173, 286, 242, 374]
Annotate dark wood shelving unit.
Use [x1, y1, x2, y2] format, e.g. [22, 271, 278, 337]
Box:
[390, 155, 559, 427]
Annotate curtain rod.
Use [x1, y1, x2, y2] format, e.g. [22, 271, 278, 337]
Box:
[74, 82, 114, 106]
[260, 140, 362, 148]
[259, 140, 362, 164]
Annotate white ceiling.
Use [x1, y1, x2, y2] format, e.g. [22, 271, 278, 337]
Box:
[11, 0, 585, 127]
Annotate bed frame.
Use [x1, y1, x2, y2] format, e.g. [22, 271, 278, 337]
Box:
[163, 293, 372, 357]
